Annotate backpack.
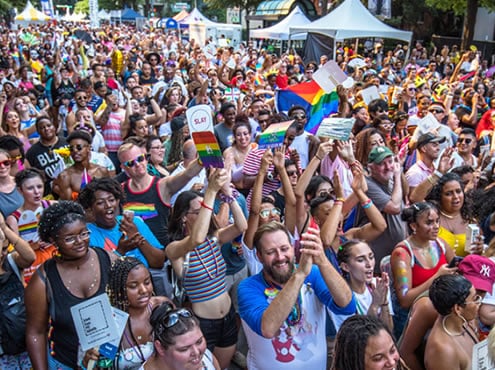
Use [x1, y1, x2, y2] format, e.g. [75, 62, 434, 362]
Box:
[0, 254, 27, 356]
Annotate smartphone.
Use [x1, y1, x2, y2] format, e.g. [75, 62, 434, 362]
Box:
[448, 256, 463, 268]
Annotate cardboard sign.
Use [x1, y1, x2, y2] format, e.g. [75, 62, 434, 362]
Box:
[316, 117, 355, 141]
[186, 104, 214, 133]
[258, 120, 293, 149]
[70, 294, 120, 352]
[359, 85, 381, 105]
[417, 113, 441, 133]
[472, 339, 495, 370]
[313, 60, 353, 93]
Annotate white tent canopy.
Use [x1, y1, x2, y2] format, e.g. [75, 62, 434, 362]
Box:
[290, 0, 412, 57]
[98, 10, 111, 20]
[250, 6, 310, 40]
[179, 8, 242, 47]
[15, 1, 51, 24]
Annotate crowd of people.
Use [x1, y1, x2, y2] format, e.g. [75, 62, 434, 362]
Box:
[1, 19, 495, 370]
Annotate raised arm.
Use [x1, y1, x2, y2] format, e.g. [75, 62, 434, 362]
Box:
[0, 213, 35, 268]
[159, 158, 203, 203]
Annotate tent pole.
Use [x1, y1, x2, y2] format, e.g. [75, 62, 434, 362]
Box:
[404, 36, 412, 63]
[333, 38, 336, 60]
[355, 38, 359, 55]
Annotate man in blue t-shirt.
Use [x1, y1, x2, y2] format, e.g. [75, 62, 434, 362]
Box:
[238, 222, 355, 370]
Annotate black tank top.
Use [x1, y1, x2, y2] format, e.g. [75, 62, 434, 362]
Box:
[44, 247, 111, 368]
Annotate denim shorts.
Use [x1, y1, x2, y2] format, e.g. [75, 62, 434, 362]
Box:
[196, 304, 238, 350]
[47, 348, 73, 370]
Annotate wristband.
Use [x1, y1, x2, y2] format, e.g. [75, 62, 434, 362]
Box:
[336, 197, 345, 203]
[381, 303, 389, 307]
[433, 170, 443, 179]
[114, 250, 122, 257]
[200, 201, 213, 211]
[362, 199, 373, 209]
[219, 189, 240, 204]
[315, 155, 323, 161]
[427, 175, 436, 185]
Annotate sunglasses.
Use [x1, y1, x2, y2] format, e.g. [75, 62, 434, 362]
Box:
[70, 144, 88, 152]
[408, 88, 416, 92]
[286, 170, 298, 176]
[123, 153, 147, 168]
[291, 114, 306, 120]
[76, 95, 88, 100]
[429, 109, 445, 114]
[163, 308, 193, 328]
[0, 159, 11, 167]
[457, 138, 473, 145]
[260, 207, 281, 218]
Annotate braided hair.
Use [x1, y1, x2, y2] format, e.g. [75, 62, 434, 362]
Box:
[333, 315, 403, 370]
[106, 257, 146, 312]
[150, 302, 200, 350]
[38, 201, 86, 243]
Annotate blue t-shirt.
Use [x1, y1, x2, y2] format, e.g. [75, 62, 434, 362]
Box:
[238, 266, 356, 337]
[88, 215, 164, 267]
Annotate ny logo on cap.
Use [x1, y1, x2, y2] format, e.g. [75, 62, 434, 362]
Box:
[377, 147, 386, 153]
[480, 264, 491, 277]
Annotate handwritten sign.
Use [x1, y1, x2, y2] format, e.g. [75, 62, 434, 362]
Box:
[316, 117, 355, 141]
[472, 339, 495, 370]
[258, 120, 293, 149]
[313, 60, 353, 93]
[70, 294, 120, 352]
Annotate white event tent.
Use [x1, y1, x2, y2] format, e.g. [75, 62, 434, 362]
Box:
[250, 6, 310, 40]
[180, 8, 242, 47]
[15, 1, 51, 26]
[290, 0, 412, 58]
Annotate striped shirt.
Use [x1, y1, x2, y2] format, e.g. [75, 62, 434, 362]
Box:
[184, 237, 227, 303]
[103, 109, 125, 152]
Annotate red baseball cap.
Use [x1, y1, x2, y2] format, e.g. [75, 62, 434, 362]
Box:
[458, 255, 495, 294]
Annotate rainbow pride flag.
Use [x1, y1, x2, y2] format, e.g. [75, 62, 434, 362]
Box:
[123, 203, 158, 220]
[275, 80, 340, 134]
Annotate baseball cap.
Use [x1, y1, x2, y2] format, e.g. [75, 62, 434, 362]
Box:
[368, 146, 394, 164]
[416, 133, 446, 149]
[458, 255, 495, 294]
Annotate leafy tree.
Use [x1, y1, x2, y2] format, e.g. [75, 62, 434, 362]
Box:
[426, 0, 495, 50]
[205, 0, 264, 35]
[74, 0, 89, 14]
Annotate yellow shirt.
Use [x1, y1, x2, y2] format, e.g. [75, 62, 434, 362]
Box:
[438, 226, 467, 257]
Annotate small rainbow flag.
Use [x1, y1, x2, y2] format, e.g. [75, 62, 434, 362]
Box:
[81, 168, 91, 190]
[192, 132, 224, 168]
[276, 80, 340, 134]
[258, 121, 293, 149]
[123, 203, 158, 220]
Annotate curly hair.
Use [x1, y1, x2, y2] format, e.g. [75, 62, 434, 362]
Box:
[333, 315, 405, 370]
[38, 201, 86, 243]
[426, 172, 473, 222]
[78, 177, 125, 211]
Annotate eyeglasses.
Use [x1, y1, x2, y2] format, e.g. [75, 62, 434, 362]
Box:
[123, 154, 147, 168]
[60, 229, 91, 245]
[291, 114, 306, 120]
[70, 144, 88, 152]
[163, 308, 193, 328]
[429, 109, 445, 114]
[318, 189, 335, 198]
[379, 122, 394, 127]
[457, 138, 473, 145]
[260, 207, 281, 218]
[0, 159, 11, 167]
[286, 170, 298, 176]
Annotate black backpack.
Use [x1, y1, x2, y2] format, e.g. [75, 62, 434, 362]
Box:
[0, 254, 27, 356]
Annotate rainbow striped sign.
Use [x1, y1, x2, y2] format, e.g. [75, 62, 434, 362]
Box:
[258, 120, 293, 149]
[192, 132, 224, 168]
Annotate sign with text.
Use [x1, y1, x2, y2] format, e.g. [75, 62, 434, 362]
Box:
[258, 120, 293, 149]
[187, 105, 224, 168]
[98, 307, 129, 360]
[316, 117, 355, 141]
[70, 294, 119, 352]
[472, 339, 495, 370]
[359, 85, 381, 105]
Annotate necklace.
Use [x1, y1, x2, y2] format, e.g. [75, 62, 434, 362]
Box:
[194, 238, 219, 279]
[64, 250, 98, 293]
[442, 316, 463, 336]
[262, 274, 302, 326]
[439, 210, 456, 219]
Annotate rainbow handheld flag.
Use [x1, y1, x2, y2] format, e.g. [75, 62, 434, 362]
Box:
[192, 132, 224, 168]
[275, 80, 339, 134]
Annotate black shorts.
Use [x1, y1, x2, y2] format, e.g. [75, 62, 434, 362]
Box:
[197, 304, 238, 350]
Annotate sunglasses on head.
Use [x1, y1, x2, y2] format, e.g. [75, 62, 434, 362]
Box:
[163, 308, 193, 328]
[123, 153, 146, 168]
[260, 207, 281, 218]
[457, 138, 473, 145]
[0, 159, 11, 167]
[70, 144, 88, 152]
